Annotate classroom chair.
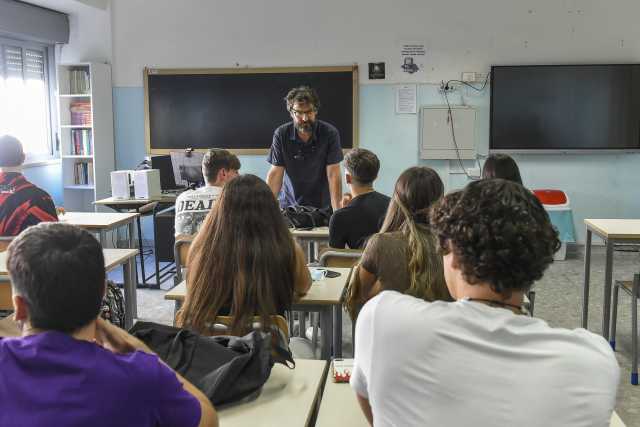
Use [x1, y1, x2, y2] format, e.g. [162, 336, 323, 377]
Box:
[173, 235, 194, 285]
[610, 273, 640, 385]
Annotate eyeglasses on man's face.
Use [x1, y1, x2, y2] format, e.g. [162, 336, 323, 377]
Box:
[290, 107, 317, 119]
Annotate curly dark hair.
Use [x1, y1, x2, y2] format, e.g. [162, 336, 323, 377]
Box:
[430, 179, 560, 295]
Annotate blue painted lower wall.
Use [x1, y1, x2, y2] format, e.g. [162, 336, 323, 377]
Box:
[113, 85, 640, 244]
[23, 161, 63, 206]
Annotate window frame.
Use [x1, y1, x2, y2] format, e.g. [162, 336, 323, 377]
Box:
[0, 36, 59, 165]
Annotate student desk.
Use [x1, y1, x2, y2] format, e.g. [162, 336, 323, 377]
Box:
[291, 227, 330, 262]
[582, 219, 640, 342]
[165, 267, 352, 359]
[59, 211, 139, 248]
[95, 194, 180, 287]
[316, 374, 628, 427]
[218, 359, 328, 427]
[0, 248, 139, 329]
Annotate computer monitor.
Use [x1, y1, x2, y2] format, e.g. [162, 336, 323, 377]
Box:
[169, 151, 205, 187]
[150, 155, 182, 190]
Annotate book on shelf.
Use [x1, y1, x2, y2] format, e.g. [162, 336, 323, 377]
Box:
[70, 101, 92, 126]
[69, 69, 91, 94]
[73, 161, 94, 186]
[70, 129, 92, 155]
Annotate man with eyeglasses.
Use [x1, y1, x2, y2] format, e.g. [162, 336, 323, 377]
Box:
[266, 86, 343, 210]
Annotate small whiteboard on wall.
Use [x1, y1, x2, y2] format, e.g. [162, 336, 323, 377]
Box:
[420, 106, 476, 159]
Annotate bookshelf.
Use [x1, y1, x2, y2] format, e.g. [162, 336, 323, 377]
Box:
[58, 63, 115, 212]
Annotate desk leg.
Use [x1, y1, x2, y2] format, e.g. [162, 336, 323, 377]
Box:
[602, 241, 614, 340]
[99, 230, 107, 247]
[333, 305, 342, 358]
[123, 256, 138, 329]
[136, 214, 147, 286]
[128, 221, 135, 250]
[299, 312, 306, 338]
[173, 300, 183, 326]
[582, 229, 592, 328]
[320, 309, 332, 360]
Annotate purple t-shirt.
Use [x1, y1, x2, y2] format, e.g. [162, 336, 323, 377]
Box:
[0, 331, 201, 427]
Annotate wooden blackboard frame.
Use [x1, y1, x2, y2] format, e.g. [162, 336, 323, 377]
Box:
[143, 65, 359, 155]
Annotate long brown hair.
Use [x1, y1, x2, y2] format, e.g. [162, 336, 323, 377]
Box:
[380, 167, 449, 301]
[176, 174, 296, 335]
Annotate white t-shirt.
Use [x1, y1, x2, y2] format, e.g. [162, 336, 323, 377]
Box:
[174, 185, 222, 236]
[351, 291, 619, 427]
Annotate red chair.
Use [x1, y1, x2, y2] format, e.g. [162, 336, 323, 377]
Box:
[533, 189, 569, 207]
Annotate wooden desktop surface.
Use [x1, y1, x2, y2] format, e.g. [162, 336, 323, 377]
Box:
[218, 359, 328, 427]
[165, 267, 351, 306]
[316, 375, 627, 427]
[95, 194, 178, 206]
[584, 219, 640, 240]
[0, 249, 138, 310]
[59, 211, 139, 229]
[290, 226, 330, 238]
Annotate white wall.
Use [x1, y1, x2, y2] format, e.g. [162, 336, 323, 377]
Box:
[28, 0, 112, 63]
[111, 0, 640, 86]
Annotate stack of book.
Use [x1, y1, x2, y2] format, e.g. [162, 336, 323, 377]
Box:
[74, 162, 94, 186]
[70, 101, 92, 126]
[70, 129, 92, 155]
[69, 69, 91, 94]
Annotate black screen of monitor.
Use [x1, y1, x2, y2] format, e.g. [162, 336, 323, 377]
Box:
[490, 65, 640, 150]
[150, 155, 180, 190]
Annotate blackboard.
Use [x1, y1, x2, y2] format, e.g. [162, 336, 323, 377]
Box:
[144, 66, 358, 154]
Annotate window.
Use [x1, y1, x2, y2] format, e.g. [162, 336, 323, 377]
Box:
[0, 37, 56, 162]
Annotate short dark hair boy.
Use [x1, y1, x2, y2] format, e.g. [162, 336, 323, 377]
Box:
[329, 148, 389, 249]
[175, 149, 241, 237]
[202, 149, 241, 184]
[2, 222, 217, 427]
[343, 148, 380, 186]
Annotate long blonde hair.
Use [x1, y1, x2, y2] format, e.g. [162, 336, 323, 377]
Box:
[380, 167, 450, 301]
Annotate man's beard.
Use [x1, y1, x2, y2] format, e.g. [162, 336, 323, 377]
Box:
[296, 121, 314, 134]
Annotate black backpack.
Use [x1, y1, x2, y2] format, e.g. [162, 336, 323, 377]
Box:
[129, 321, 294, 406]
[282, 205, 332, 229]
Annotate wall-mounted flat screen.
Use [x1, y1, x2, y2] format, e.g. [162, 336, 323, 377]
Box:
[490, 65, 640, 151]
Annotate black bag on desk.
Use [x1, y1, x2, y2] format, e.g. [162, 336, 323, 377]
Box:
[129, 321, 293, 406]
[283, 205, 332, 229]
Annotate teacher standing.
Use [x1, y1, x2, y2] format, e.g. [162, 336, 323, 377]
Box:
[266, 86, 343, 210]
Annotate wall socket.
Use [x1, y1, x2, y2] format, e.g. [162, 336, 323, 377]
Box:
[461, 72, 487, 83]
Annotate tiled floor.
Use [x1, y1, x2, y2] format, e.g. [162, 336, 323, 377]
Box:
[124, 246, 640, 426]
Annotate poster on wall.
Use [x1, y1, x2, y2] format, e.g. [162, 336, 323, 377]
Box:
[368, 62, 386, 80]
[397, 42, 426, 81]
[395, 84, 417, 114]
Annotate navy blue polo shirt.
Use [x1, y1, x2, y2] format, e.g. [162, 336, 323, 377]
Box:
[268, 120, 343, 208]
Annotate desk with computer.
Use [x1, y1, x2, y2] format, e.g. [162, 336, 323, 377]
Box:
[97, 151, 205, 288]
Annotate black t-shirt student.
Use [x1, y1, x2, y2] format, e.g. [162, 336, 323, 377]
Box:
[329, 191, 390, 249]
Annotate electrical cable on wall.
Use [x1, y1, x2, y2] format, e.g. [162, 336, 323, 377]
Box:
[440, 72, 491, 179]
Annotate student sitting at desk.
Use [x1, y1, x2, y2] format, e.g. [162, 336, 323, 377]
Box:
[329, 148, 390, 249]
[0, 135, 57, 236]
[174, 148, 240, 236]
[351, 179, 619, 427]
[0, 223, 217, 427]
[345, 166, 451, 319]
[177, 174, 311, 335]
[481, 153, 523, 184]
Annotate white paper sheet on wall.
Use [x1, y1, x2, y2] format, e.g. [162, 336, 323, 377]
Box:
[395, 84, 417, 114]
